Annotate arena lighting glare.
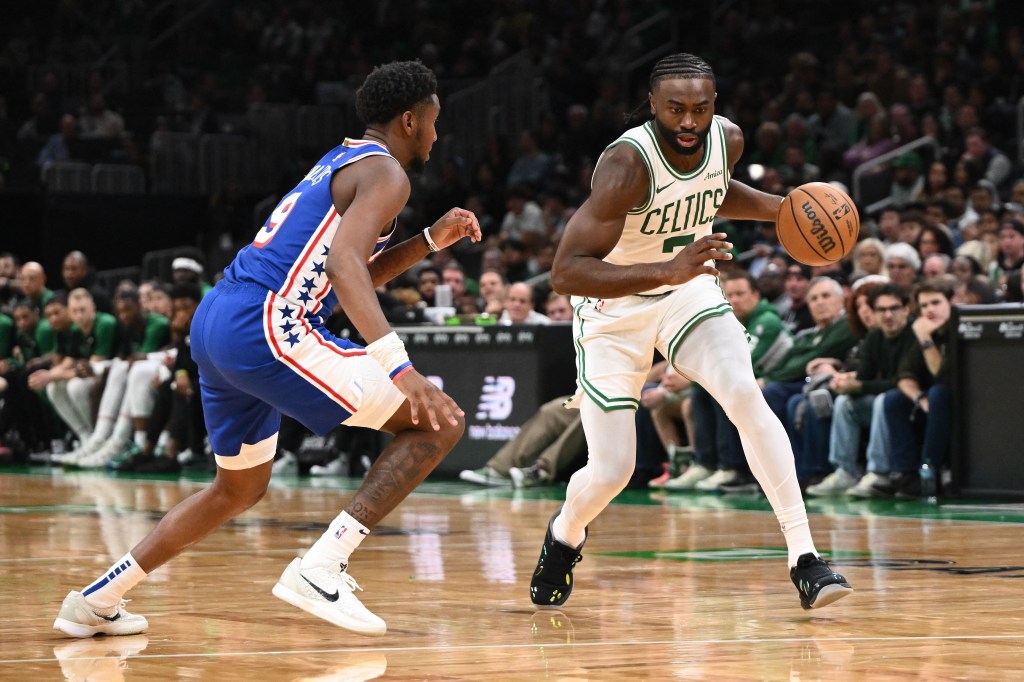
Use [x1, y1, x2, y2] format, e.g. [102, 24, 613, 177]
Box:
[747, 163, 765, 181]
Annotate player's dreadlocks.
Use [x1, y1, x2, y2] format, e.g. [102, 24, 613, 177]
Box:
[625, 52, 716, 125]
[355, 60, 437, 125]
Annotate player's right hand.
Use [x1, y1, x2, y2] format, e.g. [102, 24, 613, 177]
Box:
[395, 369, 465, 431]
[666, 233, 733, 284]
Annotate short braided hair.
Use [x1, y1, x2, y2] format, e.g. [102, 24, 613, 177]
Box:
[625, 53, 716, 124]
[355, 60, 437, 126]
[649, 53, 716, 90]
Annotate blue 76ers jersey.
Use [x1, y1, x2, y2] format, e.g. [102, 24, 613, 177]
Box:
[224, 138, 397, 323]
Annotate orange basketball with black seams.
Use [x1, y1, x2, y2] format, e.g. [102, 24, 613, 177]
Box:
[776, 182, 860, 266]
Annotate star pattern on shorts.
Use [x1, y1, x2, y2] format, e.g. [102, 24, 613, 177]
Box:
[285, 332, 300, 347]
[311, 260, 325, 276]
[279, 319, 296, 334]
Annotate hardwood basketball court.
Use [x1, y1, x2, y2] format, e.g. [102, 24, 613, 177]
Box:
[2, 468, 1023, 679]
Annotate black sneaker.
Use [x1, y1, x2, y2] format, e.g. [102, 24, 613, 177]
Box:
[790, 553, 853, 610]
[870, 471, 919, 498]
[134, 456, 181, 474]
[530, 508, 587, 608]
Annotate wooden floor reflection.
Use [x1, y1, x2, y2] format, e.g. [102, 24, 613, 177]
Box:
[2, 469, 1024, 680]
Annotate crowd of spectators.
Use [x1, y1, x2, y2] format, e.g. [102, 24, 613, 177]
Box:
[1, 1, 1023, 492]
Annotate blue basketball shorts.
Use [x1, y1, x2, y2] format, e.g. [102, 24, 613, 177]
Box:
[190, 281, 405, 468]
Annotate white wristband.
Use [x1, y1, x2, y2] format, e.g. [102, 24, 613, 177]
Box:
[365, 331, 413, 381]
[422, 226, 440, 253]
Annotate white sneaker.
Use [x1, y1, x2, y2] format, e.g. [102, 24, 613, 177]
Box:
[272, 450, 299, 475]
[847, 472, 888, 498]
[53, 434, 104, 466]
[663, 464, 714, 490]
[695, 469, 740, 491]
[272, 558, 386, 636]
[806, 468, 859, 496]
[309, 457, 346, 476]
[76, 438, 132, 469]
[53, 591, 149, 638]
[458, 466, 511, 487]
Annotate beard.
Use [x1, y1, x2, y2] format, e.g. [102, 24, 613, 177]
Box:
[654, 117, 712, 156]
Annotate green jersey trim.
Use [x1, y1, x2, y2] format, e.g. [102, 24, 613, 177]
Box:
[666, 302, 734, 365]
[608, 139, 656, 215]
[573, 298, 641, 411]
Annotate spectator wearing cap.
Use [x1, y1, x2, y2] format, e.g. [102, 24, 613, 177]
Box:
[883, 242, 921, 290]
[887, 152, 924, 208]
[172, 257, 211, 296]
[499, 185, 546, 250]
[991, 219, 1024, 285]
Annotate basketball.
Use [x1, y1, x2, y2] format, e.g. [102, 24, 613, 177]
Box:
[776, 182, 860, 267]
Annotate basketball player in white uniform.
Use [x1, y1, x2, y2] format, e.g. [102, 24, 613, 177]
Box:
[529, 53, 852, 610]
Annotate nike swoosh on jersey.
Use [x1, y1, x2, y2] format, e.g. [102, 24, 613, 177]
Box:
[656, 180, 676, 193]
[301, 575, 340, 602]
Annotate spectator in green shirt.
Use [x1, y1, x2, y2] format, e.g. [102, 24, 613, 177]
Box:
[65, 287, 174, 468]
[0, 300, 58, 457]
[30, 289, 116, 448]
[19, 261, 53, 314]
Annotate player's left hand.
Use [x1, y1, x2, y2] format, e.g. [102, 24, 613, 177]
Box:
[427, 207, 481, 249]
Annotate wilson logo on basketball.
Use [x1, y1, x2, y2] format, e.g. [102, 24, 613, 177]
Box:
[799, 201, 837, 254]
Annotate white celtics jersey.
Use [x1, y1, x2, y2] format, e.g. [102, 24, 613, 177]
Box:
[599, 116, 731, 295]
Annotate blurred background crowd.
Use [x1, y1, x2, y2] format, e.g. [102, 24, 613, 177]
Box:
[1, 0, 1023, 494]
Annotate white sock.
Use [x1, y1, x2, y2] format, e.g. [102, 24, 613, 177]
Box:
[81, 552, 147, 612]
[776, 504, 817, 566]
[134, 430, 147, 449]
[300, 511, 369, 570]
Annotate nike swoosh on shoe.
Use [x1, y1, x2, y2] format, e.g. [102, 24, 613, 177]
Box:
[301, 575, 340, 602]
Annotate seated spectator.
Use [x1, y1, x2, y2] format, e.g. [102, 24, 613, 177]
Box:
[991, 219, 1024, 287]
[78, 94, 125, 139]
[851, 238, 887, 281]
[500, 282, 550, 325]
[37, 114, 78, 169]
[0, 300, 57, 456]
[915, 223, 955, 259]
[416, 265, 442, 307]
[887, 152, 924, 208]
[0, 252, 21, 315]
[478, 269, 507, 316]
[883, 242, 921, 290]
[112, 284, 205, 473]
[922, 254, 952, 278]
[63, 287, 172, 468]
[459, 395, 583, 488]
[873, 280, 954, 498]
[19, 261, 53, 313]
[806, 284, 917, 497]
[842, 111, 897, 170]
[171, 257, 211, 296]
[543, 292, 572, 322]
[961, 127, 1012, 190]
[57, 250, 112, 314]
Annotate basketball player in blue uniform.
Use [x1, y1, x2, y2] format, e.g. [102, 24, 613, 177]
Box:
[54, 61, 480, 638]
[529, 54, 852, 611]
